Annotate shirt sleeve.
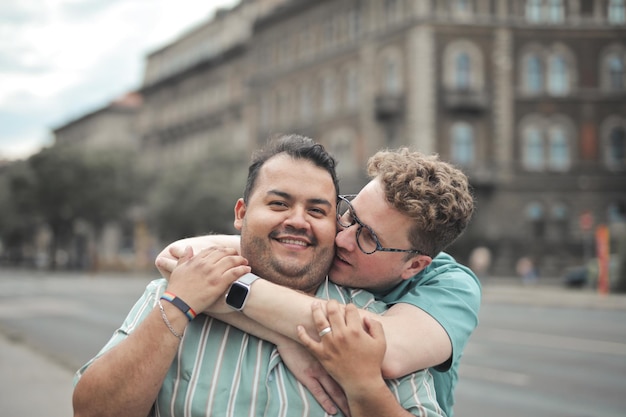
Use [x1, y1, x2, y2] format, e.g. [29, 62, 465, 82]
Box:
[73, 278, 167, 385]
[379, 253, 482, 371]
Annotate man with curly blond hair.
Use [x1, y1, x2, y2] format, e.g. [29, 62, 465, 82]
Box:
[156, 146, 481, 417]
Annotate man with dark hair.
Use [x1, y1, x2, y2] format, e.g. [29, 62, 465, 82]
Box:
[73, 135, 444, 417]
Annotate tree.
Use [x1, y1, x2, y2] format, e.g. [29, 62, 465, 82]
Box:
[27, 145, 144, 268]
[0, 161, 39, 265]
[147, 154, 247, 243]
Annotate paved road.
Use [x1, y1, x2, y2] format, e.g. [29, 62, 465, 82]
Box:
[1, 269, 625, 417]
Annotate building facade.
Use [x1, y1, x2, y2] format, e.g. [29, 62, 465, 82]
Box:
[58, 0, 625, 276]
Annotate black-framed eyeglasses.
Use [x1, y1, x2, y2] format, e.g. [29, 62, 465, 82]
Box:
[337, 194, 427, 256]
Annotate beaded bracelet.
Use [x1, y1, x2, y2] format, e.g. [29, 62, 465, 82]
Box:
[160, 291, 197, 321]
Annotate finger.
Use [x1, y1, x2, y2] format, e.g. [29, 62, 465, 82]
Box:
[316, 374, 349, 416]
[297, 325, 321, 353]
[303, 376, 339, 415]
[198, 246, 239, 259]
[155, 256, 177, 275]
[176, 246, 194, 265]
[168, 244, 186, 259]
[343, 303, 361, 328]
[310, 302, 332, 338]
[325, 300, 346, 330]
[363, 316, 385, 340]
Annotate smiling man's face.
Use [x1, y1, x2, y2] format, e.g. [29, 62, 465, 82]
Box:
[234, 154, 337, 294]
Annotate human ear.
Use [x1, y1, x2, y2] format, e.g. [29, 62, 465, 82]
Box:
[233, 198, 246, 231]
[400, 255, 432, 280]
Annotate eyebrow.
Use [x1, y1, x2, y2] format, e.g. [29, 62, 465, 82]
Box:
[267, 189, 333, 208]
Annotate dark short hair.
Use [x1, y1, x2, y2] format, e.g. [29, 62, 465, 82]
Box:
[243, 134, 340, 203]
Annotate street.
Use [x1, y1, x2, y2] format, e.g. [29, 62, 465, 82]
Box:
[1, 269, 625, 417]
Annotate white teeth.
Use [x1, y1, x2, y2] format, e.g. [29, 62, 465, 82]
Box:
[279, 239, 307, 247]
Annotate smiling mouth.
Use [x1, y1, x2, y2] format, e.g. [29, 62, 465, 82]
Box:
[276, 238, 309, 248]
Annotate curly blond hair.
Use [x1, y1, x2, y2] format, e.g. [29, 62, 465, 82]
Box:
[367, 148, 474, 257]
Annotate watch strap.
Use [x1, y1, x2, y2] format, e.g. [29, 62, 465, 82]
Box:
[237, 272, 260, 286]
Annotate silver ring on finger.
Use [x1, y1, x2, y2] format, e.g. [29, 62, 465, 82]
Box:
[318, 326, 332, 338]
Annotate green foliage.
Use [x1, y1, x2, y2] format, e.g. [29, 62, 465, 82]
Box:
[28, 145, 143, 233]
[147, 155, 247, 242]
[0, 161, 38, 247]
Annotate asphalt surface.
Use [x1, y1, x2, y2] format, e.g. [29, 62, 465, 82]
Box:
[1, 275, 625, 417]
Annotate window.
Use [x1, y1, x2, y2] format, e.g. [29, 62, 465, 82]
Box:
[609, 54, 625, 90]
[454, 52, 471, 90]
[523, 126, 545, 171]
[383, 56, 401, 94]
[548, 125, 570, 171]
[526, 0, 543, 22]
[547, 54, 570, 95]
[444, 41, 483, 92]
[526, 54, 544, 93]
[605, 125, 626, 169]
[451, 122, 475, 166]
[322, 73, 337, 115]
[299, 84, 313, 122]
[609, 0, 626, 24]
[547, 0, 564, 22]
[526, 201, 546, 238]
[345, 67, 360, 109]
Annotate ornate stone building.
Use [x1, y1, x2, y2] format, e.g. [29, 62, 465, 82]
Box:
[134, 0, 626, 276]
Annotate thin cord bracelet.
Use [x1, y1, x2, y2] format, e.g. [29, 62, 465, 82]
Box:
[158, 299, 183, 340]
[160, 291, 197, 321]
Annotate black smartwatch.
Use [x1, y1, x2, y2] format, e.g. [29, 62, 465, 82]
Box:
[225, 273, 260, 311]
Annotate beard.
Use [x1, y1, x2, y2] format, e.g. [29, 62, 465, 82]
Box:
[240, 233, 334, 294]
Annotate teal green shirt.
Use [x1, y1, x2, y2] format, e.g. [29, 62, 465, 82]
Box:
[374, 252, 482, 417]
[75, 278, 446, 417]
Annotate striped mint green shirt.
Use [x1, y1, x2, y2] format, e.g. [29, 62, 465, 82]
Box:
[75, 278, 445, 417]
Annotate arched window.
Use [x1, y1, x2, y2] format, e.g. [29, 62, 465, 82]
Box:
[523, 125, 545, 171]
[454, 52, 471, 90]
[451, 122, 475, 166]
[609, 0, 626, 24]
[526, 54, 544, 93]
[443, 41, 484, 92]
[548, 125, 571, 171]
[383, 56, 401, 94]
[547, 53, 570, 95]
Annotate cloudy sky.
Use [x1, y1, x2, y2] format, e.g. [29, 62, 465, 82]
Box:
[0, 0, 239, 160]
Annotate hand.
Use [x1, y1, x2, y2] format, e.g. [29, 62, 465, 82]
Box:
[166, 246, 251, 314]
[155, 244, 186, 279]
[277, 340, 349, 416]
[297, 300, 386, 393]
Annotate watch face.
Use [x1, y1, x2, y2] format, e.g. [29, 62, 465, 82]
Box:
[225, 283, 248, 310]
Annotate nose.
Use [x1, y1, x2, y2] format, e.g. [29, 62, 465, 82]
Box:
[335, 223, 357, 252]
[283, 206, 310, 231]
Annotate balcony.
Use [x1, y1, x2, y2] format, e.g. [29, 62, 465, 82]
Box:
[375, 93, 405, 120]
[442, 89, 489, 112]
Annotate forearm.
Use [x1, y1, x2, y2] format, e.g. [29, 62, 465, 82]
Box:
[244, 280, 451, 378]
[211, 311, 294, 348]
[73, 305, 187, 417]
[344, 380, 417, 417]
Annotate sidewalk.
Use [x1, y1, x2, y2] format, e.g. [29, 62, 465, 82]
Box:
[0, 333, 74, 417]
